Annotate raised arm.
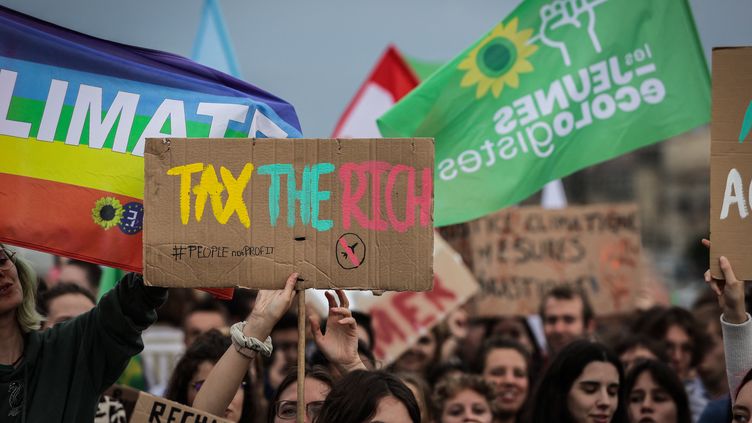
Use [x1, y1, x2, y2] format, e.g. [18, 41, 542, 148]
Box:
[309, 290, 367, 375]
[193, 273, 297, 416]
[88, 272, 167, 390]
[703, 243, 751, 400]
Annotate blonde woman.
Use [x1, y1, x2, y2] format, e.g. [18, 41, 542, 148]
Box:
[0, 245, 166, 421]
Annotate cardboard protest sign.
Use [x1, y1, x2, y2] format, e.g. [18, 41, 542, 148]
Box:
[437, 224, 475, 270]
[710, 48, 752, 280]
[129, 391, 231, 423]
[360, 234, 479, 364]
[144, 138, 434, 290]
[469, 204, 641, 316]
[104, 384, 142, 421]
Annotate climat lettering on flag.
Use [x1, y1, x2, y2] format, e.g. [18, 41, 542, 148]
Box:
[0, 5, 301, 272]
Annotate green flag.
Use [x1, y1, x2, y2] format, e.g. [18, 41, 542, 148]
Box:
[97, 266, 124, 301]
[378, 0, 710, 226]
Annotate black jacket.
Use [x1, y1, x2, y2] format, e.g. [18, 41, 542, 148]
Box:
[0, 273, 166, 422]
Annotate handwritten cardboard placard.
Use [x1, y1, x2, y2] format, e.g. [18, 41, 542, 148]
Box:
[360, 234, 480, 364]
[144, 138, 434, 290]
[469, 204, 641, 316]
[710, 48, 752, 280]
[129, 391, 231, 423]
[104, 384, 142, 421]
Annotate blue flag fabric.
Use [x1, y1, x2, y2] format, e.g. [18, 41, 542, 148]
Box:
[192, 0, 242, 78]
[0, 4, 302, 276]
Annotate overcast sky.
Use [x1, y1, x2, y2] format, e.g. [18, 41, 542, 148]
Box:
[1, 0, 750, 136]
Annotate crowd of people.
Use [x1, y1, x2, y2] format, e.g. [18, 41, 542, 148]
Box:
[0, 241, 750, 423]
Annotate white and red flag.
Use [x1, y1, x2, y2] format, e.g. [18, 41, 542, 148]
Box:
[332, 45, 420, 138]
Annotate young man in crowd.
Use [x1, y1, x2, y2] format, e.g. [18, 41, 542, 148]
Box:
[693, 294, 728, 399]
[56, 259, 102, 297]
[182, 299, 229, 347]
[37, 283, 96, 329]
[271, 312, 299, 372]
[645, 306, 710, 421]
[538, 286, 595, 357]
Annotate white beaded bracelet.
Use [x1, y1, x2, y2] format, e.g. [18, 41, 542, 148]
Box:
[230, 321, 273, 359]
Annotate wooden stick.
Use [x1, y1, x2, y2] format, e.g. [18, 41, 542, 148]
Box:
[296, 287, 306, 423]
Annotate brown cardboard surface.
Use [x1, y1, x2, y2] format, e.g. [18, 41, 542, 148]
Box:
[437, 224, 474, 269]
[710, 48, 752, 280]
[468, 204, 642, 316]
[104, 384, 141, 421]
[130, 391, 231, 423]
[360, 234, 480, 364]
[143, 138, 434, 290]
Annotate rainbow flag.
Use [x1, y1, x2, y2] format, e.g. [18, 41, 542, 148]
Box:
[0, 5, 302, 272]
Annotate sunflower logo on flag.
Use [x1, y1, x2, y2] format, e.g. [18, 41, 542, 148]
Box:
[92, 197, 124, 230]
[458, 18, 537, 99]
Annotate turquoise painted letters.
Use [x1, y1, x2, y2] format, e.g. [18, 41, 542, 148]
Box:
[257, 163, 334, 231]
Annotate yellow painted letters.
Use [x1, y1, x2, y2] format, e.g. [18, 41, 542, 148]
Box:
[167, 162, 253, 227]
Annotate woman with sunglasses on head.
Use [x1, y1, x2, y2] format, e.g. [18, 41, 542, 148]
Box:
[0, 245, 167, 422]
[165, 330, 253, 422]
[528, 340, 629, 423]
[194, 273, 366, 422]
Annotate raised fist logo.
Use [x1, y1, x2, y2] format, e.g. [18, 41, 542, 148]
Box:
[538, 0, 607, 67]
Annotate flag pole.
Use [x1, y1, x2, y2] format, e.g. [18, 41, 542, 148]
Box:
[296, 285, 306, 423]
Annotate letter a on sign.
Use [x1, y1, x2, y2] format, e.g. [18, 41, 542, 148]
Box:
[710, 48, 752, 280]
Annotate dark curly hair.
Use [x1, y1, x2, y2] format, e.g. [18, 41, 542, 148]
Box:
[643, 306, 708, 369]
[432, 374, 495, 421]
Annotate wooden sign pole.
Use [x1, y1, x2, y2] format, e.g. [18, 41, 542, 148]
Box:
[296, 287, 306, 423]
